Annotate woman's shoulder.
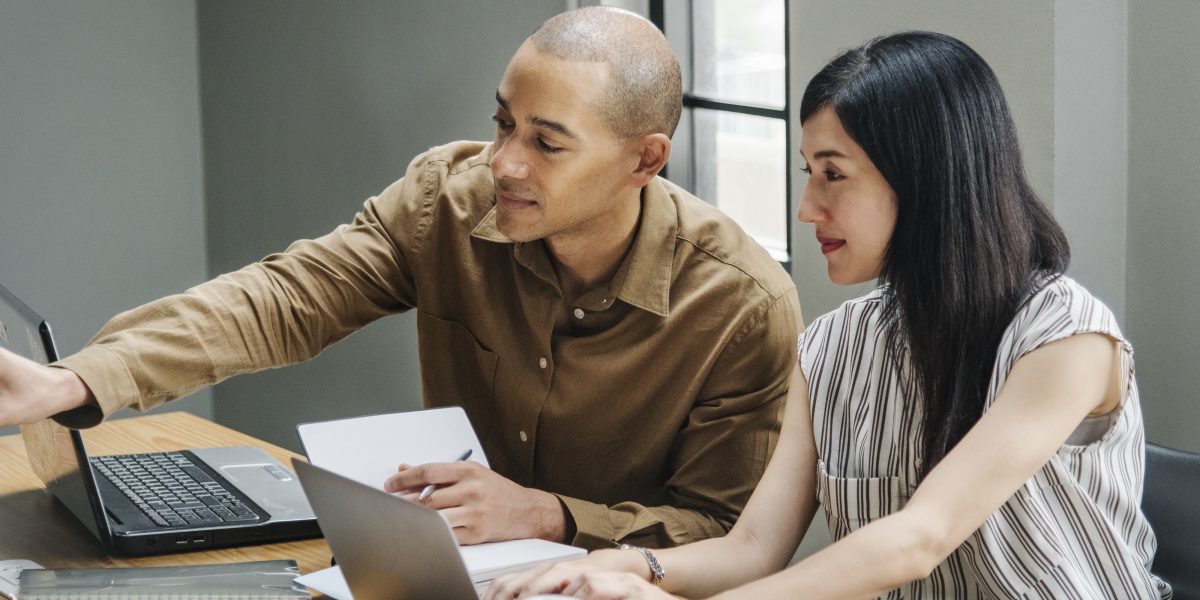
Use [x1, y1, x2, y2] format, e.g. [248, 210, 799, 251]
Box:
[1022, 274, 1119, 327]
[799, 287, 888, 352]
[1005, 273, 1126, 354]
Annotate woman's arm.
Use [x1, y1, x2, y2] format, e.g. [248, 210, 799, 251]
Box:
[707, 332, 1122, 599]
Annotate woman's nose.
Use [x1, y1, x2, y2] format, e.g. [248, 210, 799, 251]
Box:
[797, 182, 822, 224]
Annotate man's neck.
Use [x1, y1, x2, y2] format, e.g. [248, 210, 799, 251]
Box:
[546, 191, 642, 302]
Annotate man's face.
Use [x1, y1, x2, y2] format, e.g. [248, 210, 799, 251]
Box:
[490, 42, 641, 245]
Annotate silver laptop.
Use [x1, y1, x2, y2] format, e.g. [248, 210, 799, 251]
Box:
[292, 459, 482, 599]
[292, 459, 582, 600]
[0, 281, 319, 556]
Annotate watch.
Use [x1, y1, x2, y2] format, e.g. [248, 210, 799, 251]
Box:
[618, 543, 666, 585]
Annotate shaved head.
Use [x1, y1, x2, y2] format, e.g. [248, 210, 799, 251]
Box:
[530, 7, 682, 139]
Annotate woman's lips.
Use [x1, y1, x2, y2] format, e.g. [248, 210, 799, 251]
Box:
[817, 236, 846, 254]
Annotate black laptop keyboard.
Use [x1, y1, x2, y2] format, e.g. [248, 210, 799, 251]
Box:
[90, 452, 260, 528]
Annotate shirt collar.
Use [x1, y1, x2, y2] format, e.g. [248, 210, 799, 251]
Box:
[607, 177, 675, 317]
[469, 177, 678, 318]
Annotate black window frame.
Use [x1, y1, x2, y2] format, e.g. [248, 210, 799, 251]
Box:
[650, 0, 793, 270]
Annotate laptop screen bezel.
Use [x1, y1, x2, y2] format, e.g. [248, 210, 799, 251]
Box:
[0, 283, 114, 547]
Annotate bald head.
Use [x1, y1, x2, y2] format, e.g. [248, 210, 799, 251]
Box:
[530, 7, 682, 139]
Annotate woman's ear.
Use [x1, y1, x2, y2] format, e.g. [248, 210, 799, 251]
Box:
[628, 133, 671, 187]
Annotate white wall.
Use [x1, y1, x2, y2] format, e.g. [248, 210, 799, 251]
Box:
[0, 0, 210, 437]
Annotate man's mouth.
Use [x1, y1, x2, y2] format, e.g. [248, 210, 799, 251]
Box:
[495, 189, 537, 210]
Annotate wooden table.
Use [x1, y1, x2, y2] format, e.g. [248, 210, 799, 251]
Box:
[0, 411, 331, 576]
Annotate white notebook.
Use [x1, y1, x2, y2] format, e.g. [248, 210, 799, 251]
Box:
[296, 406, 489, 490]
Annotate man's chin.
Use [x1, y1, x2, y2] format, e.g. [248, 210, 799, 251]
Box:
[495, 217, 540, 243]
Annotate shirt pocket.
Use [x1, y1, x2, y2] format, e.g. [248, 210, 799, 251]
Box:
[416, 311, 498, 408]
[816, 459, 907, 541]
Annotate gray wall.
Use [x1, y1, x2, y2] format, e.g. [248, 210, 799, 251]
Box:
[0, 0, 211, 437]
[1054, 0, 1128, 321]
[1127, 0, 1200, 453]
[196, 0, 564, 452]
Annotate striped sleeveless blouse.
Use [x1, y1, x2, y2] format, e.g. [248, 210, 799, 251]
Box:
[798, 275, 1171, 598]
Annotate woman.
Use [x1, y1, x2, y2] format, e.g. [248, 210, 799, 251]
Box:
[485, 31, 1169, 599]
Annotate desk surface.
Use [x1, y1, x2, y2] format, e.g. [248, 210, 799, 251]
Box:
[0, 411, 331, 575]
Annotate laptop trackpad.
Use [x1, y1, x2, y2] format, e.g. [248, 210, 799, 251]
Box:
[190, 447, 316, 520]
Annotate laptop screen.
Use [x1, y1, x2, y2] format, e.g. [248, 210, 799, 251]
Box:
[0, 282, 110, 543]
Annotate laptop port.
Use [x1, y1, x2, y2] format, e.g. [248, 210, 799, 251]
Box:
[191, 535, 208, 544]
[174, 535, 189, 545]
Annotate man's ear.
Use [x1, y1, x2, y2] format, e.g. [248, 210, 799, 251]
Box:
[628, 133, 671, 188]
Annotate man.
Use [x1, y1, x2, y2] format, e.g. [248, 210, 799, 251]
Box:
[0, 7, 800, 550]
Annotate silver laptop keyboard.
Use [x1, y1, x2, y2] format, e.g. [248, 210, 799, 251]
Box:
[91, 452, 260, 528]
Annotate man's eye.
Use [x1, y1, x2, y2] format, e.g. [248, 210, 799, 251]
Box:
[537, 138, 563, 154]
[491, 115, 513, 130]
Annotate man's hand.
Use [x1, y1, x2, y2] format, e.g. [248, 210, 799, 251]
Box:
[382, 459, 569, 545]
[0, 346, 93, 427]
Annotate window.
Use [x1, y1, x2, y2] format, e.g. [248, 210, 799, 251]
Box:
[652, 0, 792, 266]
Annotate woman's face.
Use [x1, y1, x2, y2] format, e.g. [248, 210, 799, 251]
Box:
[797, 106, 898, 286]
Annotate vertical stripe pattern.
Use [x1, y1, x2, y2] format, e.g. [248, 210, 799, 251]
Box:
[799, 275, 1171, 598]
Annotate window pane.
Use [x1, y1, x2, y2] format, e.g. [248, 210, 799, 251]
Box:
[691, 108, 788, 261]
[690, 0, 785, 109]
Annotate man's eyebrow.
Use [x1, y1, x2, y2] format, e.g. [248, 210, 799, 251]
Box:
[494, 90, 579, 140]
[529, 117, 578, 140]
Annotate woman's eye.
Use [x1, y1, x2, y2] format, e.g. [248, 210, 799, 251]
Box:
[800, 164, 812, 174]
[824, 169, 844, 182]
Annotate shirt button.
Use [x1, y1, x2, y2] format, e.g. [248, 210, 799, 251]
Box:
[602, 297, 610, 304]
[519, 430, 528, 442]
[538, 357, 548, 369]
[573, 308, 585, 319]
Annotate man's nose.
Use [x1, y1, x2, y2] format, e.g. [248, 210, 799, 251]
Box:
[490, 143, 530, 180]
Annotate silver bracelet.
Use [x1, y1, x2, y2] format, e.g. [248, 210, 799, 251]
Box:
[618, 543, 666, 585]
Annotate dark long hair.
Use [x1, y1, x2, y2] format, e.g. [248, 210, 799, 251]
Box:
[800, 32, 1070, 479]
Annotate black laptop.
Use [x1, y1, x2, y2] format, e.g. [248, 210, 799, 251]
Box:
[0, 281, 319, 556]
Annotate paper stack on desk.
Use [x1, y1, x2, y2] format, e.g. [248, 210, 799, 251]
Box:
[17, 560, 307, 599]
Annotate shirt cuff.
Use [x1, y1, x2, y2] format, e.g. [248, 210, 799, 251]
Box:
[53, 345, 143, 426]
[555, 493, 617, 550]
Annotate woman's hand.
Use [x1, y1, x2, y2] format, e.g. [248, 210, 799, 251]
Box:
[555, 571, 678, 599]
[485, 549, 677, 600]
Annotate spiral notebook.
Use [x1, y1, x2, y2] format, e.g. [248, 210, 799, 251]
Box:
[17, 560, 307, 600]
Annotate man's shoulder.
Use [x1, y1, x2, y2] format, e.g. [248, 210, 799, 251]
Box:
[654, 177, 793, 297]
[406, 140, 493, 180]
[388, 140, 495, 220]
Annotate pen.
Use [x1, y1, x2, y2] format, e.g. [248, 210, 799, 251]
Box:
[416, 448, 473, 501]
